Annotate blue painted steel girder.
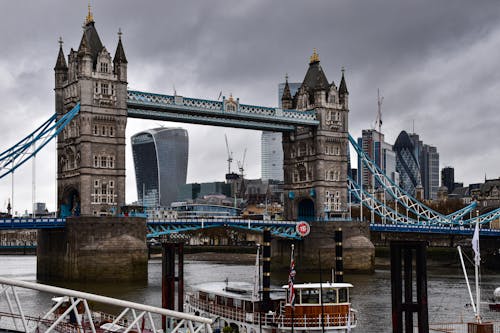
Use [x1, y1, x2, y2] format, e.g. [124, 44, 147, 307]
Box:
[127, 108, 297, 132]
[370, 223, 500, 236]
[126, 90, 319, 131]
[146, 220, 302, 239]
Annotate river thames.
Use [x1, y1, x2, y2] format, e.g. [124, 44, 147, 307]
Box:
[0, 255, 498, 332]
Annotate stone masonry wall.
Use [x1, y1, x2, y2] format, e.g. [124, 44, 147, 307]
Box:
[37, 216, 147, 282]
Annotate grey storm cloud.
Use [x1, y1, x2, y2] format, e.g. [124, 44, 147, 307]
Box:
[0, 0, 499, 213]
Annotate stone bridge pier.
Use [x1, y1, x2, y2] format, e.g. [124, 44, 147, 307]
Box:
[272, 221, 374, 273]
[37, 217, 147, 283]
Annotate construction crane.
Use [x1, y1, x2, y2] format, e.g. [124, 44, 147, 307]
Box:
[237, 148, 247, 198]
[237, 148, 247, 176]
[224, 134, 233, 174]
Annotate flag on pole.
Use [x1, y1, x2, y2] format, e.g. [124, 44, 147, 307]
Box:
[472, 221, 480, 266]
[288, 244, 296, 306]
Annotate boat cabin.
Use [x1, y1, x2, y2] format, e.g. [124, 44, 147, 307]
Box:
[282, 283, 352, 305]
[280, 282, 355, 329]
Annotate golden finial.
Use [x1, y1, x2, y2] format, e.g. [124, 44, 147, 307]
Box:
[309, 48, 320, 64]
[86, 2, 94, 24]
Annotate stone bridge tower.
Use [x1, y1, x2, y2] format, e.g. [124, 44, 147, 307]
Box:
[282, 50, 349, 221]
[39, 9, 147, 283]
[54, 9, 128, 217]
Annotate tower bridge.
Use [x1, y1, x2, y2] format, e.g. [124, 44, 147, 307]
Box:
[0, 11, 499, 281]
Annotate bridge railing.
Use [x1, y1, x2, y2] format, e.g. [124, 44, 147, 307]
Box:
[0, 276, 213, 333]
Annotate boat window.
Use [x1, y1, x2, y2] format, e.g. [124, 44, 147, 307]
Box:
[322, 289, 337, 303]
[234, 299, 242, 308]
[301, 289, 319, 304]
[208, 293, 215, 301]
[338, 288, 348, 303]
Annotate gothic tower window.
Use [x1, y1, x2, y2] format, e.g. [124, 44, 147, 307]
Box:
[109, 126, 114, 137]
[100, 62, 108, 73]
[101, 83, 109, 95]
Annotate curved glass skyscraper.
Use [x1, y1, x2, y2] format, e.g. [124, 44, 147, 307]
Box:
[131, 128, 188, 207]
[394, 130, 421, 196]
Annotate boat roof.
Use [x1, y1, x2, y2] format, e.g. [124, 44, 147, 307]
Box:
[192, 281, 283, 301]
[281, 282, 353, 289]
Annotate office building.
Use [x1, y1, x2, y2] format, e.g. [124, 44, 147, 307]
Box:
[261, 82, 301, 181]
[131, 128, 188, 207]
[441, 167, 455, 193]
[177, 182, 232, 201]
[357, 129, 397, 189]
[408, 133, 440, 200]
[393, 131, 422, 197]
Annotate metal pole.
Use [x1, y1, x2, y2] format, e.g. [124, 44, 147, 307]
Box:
[11, 171, 14, 217]
[360, 162, 363, 222]
[32, 140, 36, 218]
[457, 246, 476, 314]
[318, 250, 325, 333]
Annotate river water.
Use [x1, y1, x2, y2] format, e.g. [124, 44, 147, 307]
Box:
[0, 255, 498, 332]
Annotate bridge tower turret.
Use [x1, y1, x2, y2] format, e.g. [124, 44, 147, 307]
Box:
[55, 10, 128, 217]
[283, 49, 349, 221]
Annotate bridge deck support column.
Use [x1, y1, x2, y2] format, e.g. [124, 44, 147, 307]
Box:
[37, 216, 148, 283]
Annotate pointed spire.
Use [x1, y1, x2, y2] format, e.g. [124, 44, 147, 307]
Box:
[339, 67, 349, 95]
[282, 74, 292, 99]
[310, 48, 320, 64]
[113, 28, 128, 64]
[78, 32, 91, 57]
[54, 37, 68, 70]
[85, 2, 94, 25]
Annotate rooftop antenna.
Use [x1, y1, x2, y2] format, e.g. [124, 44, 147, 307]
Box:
[412, 119, 415, 134]
[173, 84, 177, 96]
[377, 88, 384, 133]
[224, 134, 233, 174]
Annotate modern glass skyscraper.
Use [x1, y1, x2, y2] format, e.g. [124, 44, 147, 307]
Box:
[408, 133, 439, 200]
[131, 128, 188, 207]
[420, 144, 439, 200]
[261, 82, 301, 181]
[394, 130, 422, 196]
[357, 129, 397, 189]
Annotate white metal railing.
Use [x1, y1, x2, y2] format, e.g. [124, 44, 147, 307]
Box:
[0, 277, 213, 333]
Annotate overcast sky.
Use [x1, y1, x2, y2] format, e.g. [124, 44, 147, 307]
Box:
[1, 1, 499, 214]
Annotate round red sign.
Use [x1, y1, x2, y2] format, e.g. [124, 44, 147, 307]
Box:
[296, 221, 311, 237]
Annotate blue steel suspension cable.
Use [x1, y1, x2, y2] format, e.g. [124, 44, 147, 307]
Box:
[349, 134, 475, 223]
[0, 103, 80, 179]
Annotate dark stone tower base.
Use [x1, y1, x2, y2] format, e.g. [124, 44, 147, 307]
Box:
[37, 217, 148, 283]
[272, 221, 375, 273]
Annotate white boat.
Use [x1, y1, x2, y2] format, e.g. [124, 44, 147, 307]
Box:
[185, 280, 357, 333]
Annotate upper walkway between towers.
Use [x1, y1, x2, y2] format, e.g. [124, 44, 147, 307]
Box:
[126, 90, 320, 131]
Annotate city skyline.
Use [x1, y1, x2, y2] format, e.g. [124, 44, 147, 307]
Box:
[0, 1, 499, 213]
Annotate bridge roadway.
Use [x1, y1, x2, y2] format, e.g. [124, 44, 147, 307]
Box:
[1, 217, 500, 238]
